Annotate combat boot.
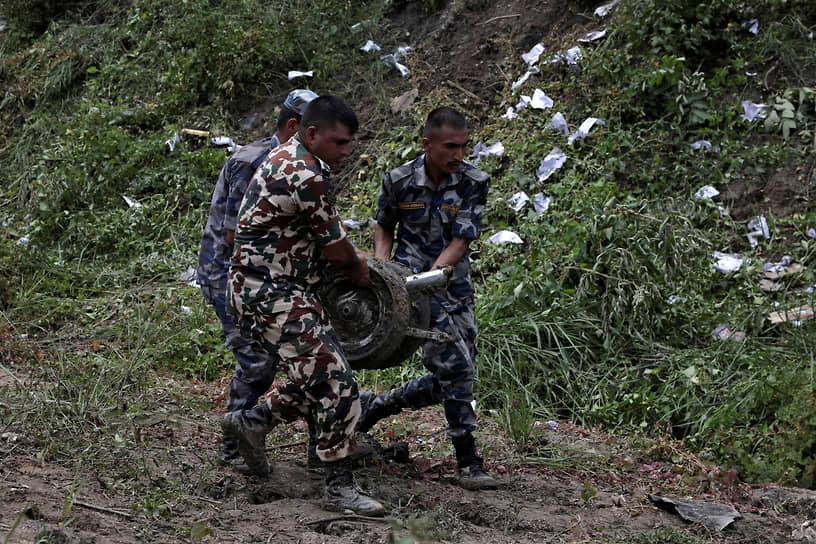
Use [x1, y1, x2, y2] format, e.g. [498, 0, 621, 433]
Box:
[452, 434, 497, 491]
[357, 376, 442, 433]
[322, 457, 385, 517]
[221, 402, 277, 477]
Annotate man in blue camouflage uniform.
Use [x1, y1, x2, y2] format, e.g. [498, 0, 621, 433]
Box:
[361, 107, 497, 491]
[197, 89, 318, 462]
[221, 95, 385, 516]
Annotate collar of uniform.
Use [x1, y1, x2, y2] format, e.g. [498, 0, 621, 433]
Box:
[292, 134, 332, 176]
[415, 154, 459, 190]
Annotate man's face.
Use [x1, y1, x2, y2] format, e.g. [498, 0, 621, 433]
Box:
[304, 122, 353, 170]
[422, 124, 468, 177]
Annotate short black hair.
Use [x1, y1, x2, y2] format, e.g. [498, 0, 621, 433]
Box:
[276, 106, 301, 130]
[423, 107, 468, 138]
[298, 95, 358, 137]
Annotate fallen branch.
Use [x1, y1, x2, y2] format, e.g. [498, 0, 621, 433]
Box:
[74, 500, 133, 519]
[304, 514, 394, 526]
[478, 13, 520, 25]
[444, 80, 487, 105]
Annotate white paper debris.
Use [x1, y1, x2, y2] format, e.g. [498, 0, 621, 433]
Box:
[546, 112, 569, 134]
[381, 47, 411, 76]
[747, 215, 770, 247]
[567, 117, 606, 145]
[511, 67, 538, 91]
[516, 95, 532, 110]
[691, 140, 712, 151]
[181, 266, 199, 287]
[544, 46, 583, 66]
[533, 193, 551, 214]
[594, 0, 619, 17]
[741, 100, 767, 122]
[287, 70, 314, 80]
[342, 218, 374, 230]
[180, 305, 192, 315]
[746, 71, 757, 77]
[361, 40, 381, 52]
[694, 185, 720, 199]
[470, 141, 505, 164]
[764, 256, 792, 274]
[536, 147, 567, 181]
[522, 43, 545, 65]
[165, 132, 180, 152]
[123, 195, 143, 209]
[507, 191, 530, 212]
[808, 228, 816, 239]
[500, 107, 518, 120]
[742, 19, 759, 35]
[350, 22, 362, 32]
[487, 230, 523, 245]
[531, 88, 554, 109]
[713, 251, 744, 274]
[211, 136, 241, 153]
[667, 295, 687, 305]
[16, 234, 29, 246]
[578, 30, 607, 42]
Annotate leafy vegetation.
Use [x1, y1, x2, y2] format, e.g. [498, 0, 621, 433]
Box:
[1, 0, 816, 503]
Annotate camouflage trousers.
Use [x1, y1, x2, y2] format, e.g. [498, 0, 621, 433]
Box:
[403, 291, 478, 439]
[238, 304, 361, 463]
[200, 283, 276, 412]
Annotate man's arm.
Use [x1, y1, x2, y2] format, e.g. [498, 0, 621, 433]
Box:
[431, 236, 468, 269]
[373, 223, 394, 261]
[324, 239, 369, 286]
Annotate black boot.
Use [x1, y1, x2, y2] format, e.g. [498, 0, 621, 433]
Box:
[357, 377, 442, 433]
[221, 402, 277, 477]
[323, 457, 385, 517]
[452, 434, 497, 491]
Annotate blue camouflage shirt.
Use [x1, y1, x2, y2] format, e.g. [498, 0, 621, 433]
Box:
[197, 135, 280, 289]
[376, 155, 489, 301]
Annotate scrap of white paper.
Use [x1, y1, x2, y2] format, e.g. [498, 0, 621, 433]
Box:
[508, 191, 530, 212]
[578, 30, 607, 42]
[764, 256, 792, 274]
[594, 0, 619, 17]
[533, 193, 551, 214]
[544, 46, 583, 66]
[212, 136, 241, 153]
[531, 88, 554, 109]
[712, 251, 744, 274]
[516, 95, 532, 110]
[500, 107, 518, 120]
[487, 230, 523, 245]
[746, 71, 757, 77]
[546, 112, 569, 134]
[522, 43, 545, 65]
[742, 19, 759, 34]
[287, 70, 314, 80]
[691, 140, 712, 151]
[123, 195, 143, 209]
[16, 234, 29, 246]
[741, 100, 767, 122]
[361, 40, 381, 52]
[381, 47, 411, 76]
[511, 67, 538, 91]
[342, 218, 374, 230]
[694, 185, 720, 199]
[471, 142, 505, 164]
[165, 132, 180, 152]
[747, 215, 770, 247]
[808, 228, 816, 239]
[567, 117, 605, 144]
[180, 305, 192, 315]
[536, 147, 567, 181]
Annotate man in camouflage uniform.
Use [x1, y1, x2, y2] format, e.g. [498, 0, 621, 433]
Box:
[197, 90, 317, 462]
[222, 95, 385, 516]
[361, 107, 497, 491]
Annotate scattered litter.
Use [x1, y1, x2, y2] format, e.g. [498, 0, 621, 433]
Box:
[807, 228, 816, 239]
[350, 22, 362, 32]
[360, 40, 381, 52]
[712, 251, 744, 274]
[1, 432, 19, 442]
[500, 107, 518, 120]
[545, 46, 583, 66]
[507, 191, 530, 212]
[578, 30, 607, 42]
[522, 43, 545, 65]
[181, 266, 198, 287]
[594, 0, 620, 17]
[342, 218, 375, 230]
[381, 46, 411, 77]
[747, 215, 769, 248]
[471, 141, 505, 164]
[717, 205, 729, 217]
[536, 147, 567, 181]
[487, 230, 523, 245]
[648, 494, 741, 531]
[530, 88, 554, 109]
[768, 304, 814, 325]
[742, 19, 759, 35]
[712, 324, 746, 342]
[533, 193, 551, 214]
[516, 95, 532, 110]
[567, 117, 605, 145]
[791, 520, 816, 542]
[123, 196, 143, 209]
[546, 112, 569, 135]
[182, 128, 210, 137]
[691, 140, 712, 151]
[511, 67, 538, 92]
[180, 305, 192, 315]
[694, 185, 720, 199]
[165, 132, 180, 152]
[763, 256, 792, 276]
[741, 100, 767, 122]
[667, 295, 687, 305]
[391, 88, 418, 113]
[746, 71, 758, 77]
[211, 136, 241, 153]
[15, 234, 29, 246]
[287, 70, 314, 80]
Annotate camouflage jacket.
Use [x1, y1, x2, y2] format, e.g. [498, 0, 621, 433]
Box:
[228, 134, 346, 319]
[376, 155, 489, 301]
[196, 135, 280, 289]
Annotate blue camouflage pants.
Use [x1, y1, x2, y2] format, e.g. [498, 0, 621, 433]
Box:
[200, 283, 277, 412]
